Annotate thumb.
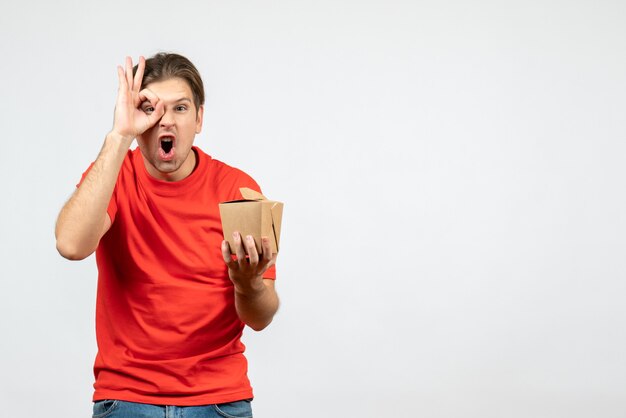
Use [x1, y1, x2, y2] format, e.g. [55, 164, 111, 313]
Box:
[142, 100, 165, 132]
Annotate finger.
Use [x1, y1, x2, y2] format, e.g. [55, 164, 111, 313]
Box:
[232, 232, 247, 268]
[125, 56, 133, 90]
[133, 56, 145, 93]
[221, 240, 238, 270]
[134, 89, 163, 115]
[138, 100, 164, 135]
[117, 65, 128, 90]
[262, 237, 278, 269]
[255, 238, 277, 275]
[144, 99, 165, 129]
[138, 88, 159, 107]
[221, 240, 231, 263]
[265, 253, 277, 269]
[245, 235, 259, 265]
[261, 236, 272, 261]
[256, 236, 271, 270]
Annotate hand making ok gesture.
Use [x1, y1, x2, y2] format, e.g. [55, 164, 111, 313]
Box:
[112, 56, 165, 140]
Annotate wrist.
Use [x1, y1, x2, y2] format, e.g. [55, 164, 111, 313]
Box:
[234, 279, 266, 298]
[106, 130, 135, 147]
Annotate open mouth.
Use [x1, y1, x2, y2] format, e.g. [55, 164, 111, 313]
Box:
[161, 138, 174, 153]
[159, 135, 175, 160]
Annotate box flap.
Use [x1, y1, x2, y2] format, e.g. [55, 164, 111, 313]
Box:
[270, 202, 283, 250]
[240, 187, 266, 201]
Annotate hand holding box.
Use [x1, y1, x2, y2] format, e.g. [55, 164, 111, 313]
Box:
[219, 188, 283, 255]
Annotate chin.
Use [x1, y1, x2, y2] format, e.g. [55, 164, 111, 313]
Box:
[155, 161, 180, 173]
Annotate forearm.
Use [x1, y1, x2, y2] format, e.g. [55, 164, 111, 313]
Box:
[234, 281, 279, 331]
[55, 132, 132, 259]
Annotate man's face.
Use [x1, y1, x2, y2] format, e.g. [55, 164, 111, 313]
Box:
[137, 77, 204, 182]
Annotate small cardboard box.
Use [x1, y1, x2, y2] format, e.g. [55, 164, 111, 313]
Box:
[219, 187, 284, 255]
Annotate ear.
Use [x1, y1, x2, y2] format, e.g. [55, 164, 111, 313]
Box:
[195, 105, 204, 134]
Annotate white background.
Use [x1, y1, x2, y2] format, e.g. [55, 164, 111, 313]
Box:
[1, 1, 625, 417]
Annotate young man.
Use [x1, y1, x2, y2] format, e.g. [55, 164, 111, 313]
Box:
[55, 53, 279, 417]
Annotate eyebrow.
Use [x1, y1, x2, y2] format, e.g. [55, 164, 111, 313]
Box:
[141, 97, 192, 107]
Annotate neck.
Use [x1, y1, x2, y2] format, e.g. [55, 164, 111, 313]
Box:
[144, 147, 198, 182]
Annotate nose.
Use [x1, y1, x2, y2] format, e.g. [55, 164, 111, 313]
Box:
[159, 109, 175, 128]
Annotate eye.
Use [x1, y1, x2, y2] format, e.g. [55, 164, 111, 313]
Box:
[176, 105, 187, 112]
[142, 105, 155, 114]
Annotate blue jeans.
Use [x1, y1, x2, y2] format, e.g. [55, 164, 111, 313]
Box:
[92, 399, 253, 418]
